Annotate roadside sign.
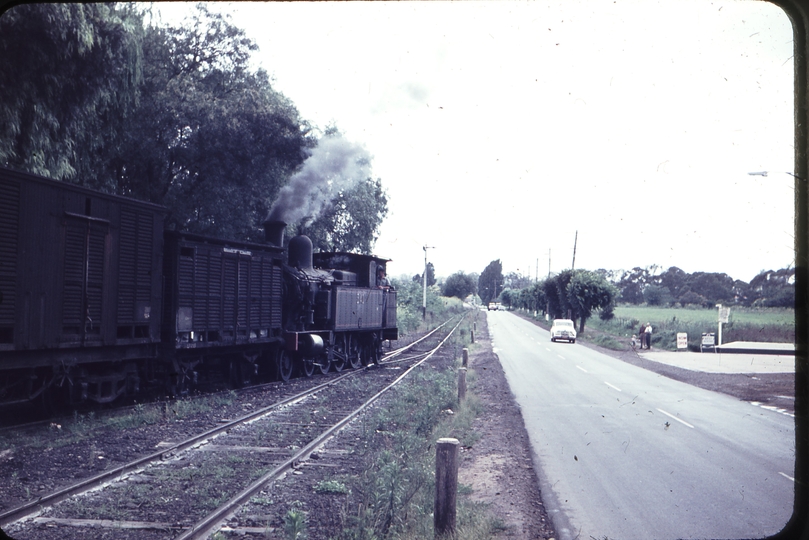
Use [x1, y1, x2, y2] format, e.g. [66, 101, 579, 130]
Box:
[677, 333, 688, 349]
[718, 306, 730, 323]
[700, 332, 715, 352]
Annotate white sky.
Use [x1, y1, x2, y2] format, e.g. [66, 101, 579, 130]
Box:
[160, 0, 796, 284]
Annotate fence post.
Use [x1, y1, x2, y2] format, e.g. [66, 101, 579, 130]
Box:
[462, 347, 469, 367]
[434, 438, 460, 538]
[458, 367, 467, 401]
[470, 329, 475, 343]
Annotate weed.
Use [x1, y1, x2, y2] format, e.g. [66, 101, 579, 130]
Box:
[314, 479, 351, 495]
[283, 501, 308, 540]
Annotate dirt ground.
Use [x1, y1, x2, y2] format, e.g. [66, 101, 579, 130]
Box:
[456, 311, 795, 539]
[459, 315, 557, 538]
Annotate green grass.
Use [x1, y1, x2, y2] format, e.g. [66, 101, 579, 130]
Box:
[612, 305, 794, 326]
[586, 305, 795, 351]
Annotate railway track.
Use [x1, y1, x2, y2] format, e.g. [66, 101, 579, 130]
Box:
[1, 317, 464, 539]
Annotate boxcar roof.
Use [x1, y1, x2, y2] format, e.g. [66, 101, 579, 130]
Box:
[166, 229, 285, 254]
[0, 166, 167, 213]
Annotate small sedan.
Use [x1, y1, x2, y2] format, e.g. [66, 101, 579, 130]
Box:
[550, 319, 577, 343]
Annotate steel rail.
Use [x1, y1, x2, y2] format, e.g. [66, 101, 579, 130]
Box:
[0, 320, 455, 528]
[177, 315, 466, 540]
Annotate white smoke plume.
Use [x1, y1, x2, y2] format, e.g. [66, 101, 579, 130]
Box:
[267, 135, 372, 224]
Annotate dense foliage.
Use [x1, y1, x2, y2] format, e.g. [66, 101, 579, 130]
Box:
[608, 265, 794, 308]
[0, 3, 387, 252]
[441, 271, 477, 300]
[478, 260, 504, 305]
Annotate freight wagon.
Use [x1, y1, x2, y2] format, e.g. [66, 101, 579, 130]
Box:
[0, 167, 397, 408]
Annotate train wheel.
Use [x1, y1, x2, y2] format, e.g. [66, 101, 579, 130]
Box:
[332, 351, 345, 373]
[277, 351, 293, 382]
[316, 357, 331, 375]
[346, 335, 361, 369]
[301, 357, 315, 378]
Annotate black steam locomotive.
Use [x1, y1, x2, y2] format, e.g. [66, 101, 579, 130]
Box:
[0, 167, 397, 406]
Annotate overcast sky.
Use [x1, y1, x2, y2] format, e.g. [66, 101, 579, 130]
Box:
[161, 0, 796, 283]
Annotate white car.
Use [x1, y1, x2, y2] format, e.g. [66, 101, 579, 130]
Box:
[550, 319, 577, 343]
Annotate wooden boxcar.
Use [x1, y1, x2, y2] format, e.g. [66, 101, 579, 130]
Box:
[0, 167, 165, 403]
[161, 231, 285, 387]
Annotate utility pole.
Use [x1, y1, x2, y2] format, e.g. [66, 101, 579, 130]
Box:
[571, 230, 578, 270]
[422, 245, 434, 319]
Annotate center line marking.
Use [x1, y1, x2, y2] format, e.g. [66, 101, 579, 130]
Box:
[576, 365, 588, 373]
[604, 381, 622, 392]
[656, 408, 695, 429]
[780, 472, 795, 482]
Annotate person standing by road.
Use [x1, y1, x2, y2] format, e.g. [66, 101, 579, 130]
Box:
[644, 322, 653, 349]
[638, 323, 647, 349]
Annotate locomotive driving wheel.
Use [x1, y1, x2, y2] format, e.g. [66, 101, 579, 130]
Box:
[301, 356, 315, 378]
[316, 356, 331, 375]
[332, 350, 345, 373]
[277, 350, 293, 382]
[346, 334, 361, 369]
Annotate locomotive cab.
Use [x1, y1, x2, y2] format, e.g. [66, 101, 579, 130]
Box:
[274, 224, 398, 376]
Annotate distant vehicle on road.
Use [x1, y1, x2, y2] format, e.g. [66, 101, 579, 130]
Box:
[488, 302, 501, 311]
[550, 319, 577, 343]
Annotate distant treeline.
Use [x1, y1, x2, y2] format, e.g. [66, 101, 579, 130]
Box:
[599, 266, 794, 308]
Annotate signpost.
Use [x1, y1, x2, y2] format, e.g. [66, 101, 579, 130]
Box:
[717, 304, 730, 346]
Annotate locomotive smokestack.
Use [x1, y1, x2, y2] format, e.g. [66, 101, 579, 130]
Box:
[263, 220, 286, 247]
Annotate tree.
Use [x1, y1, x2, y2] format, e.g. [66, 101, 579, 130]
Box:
[568, 270, 616, 332]
[0, 3, 144, 186]
[683, 272, 734, 305]
[747, 267, 795, 307]
[300, 177, 388, 254]
[415, 263, 437, 286]
[615, 265, 660, 304]
[543, 269, 575, 321]
[116, 6, 312, 241]
[659, 266, 688, 301]
[643, 284, 673, 306]
[479, 260, 504, 305]
[442, 271, 477, 300]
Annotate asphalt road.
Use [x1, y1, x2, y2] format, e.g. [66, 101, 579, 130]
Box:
[487, 310, 795, 540]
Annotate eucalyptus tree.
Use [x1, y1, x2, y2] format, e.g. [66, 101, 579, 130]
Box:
[0, 3, 144, 187]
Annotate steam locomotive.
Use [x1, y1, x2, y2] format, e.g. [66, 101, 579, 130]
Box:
[0, 167, 397, 407]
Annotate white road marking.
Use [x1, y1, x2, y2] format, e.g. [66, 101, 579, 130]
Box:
[558, 354, 566, 360]
[779, 472, 795, 482]
[656, 408, 695, 429]
[604, 381, 622, 392]
[576, 365, 588, 373]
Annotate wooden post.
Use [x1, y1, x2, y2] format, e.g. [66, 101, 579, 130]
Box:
[458, 367, 467, 401]
[470, 329, 475, 343]
[462, 347, 469, 367]
[434, 438, 460, 537]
